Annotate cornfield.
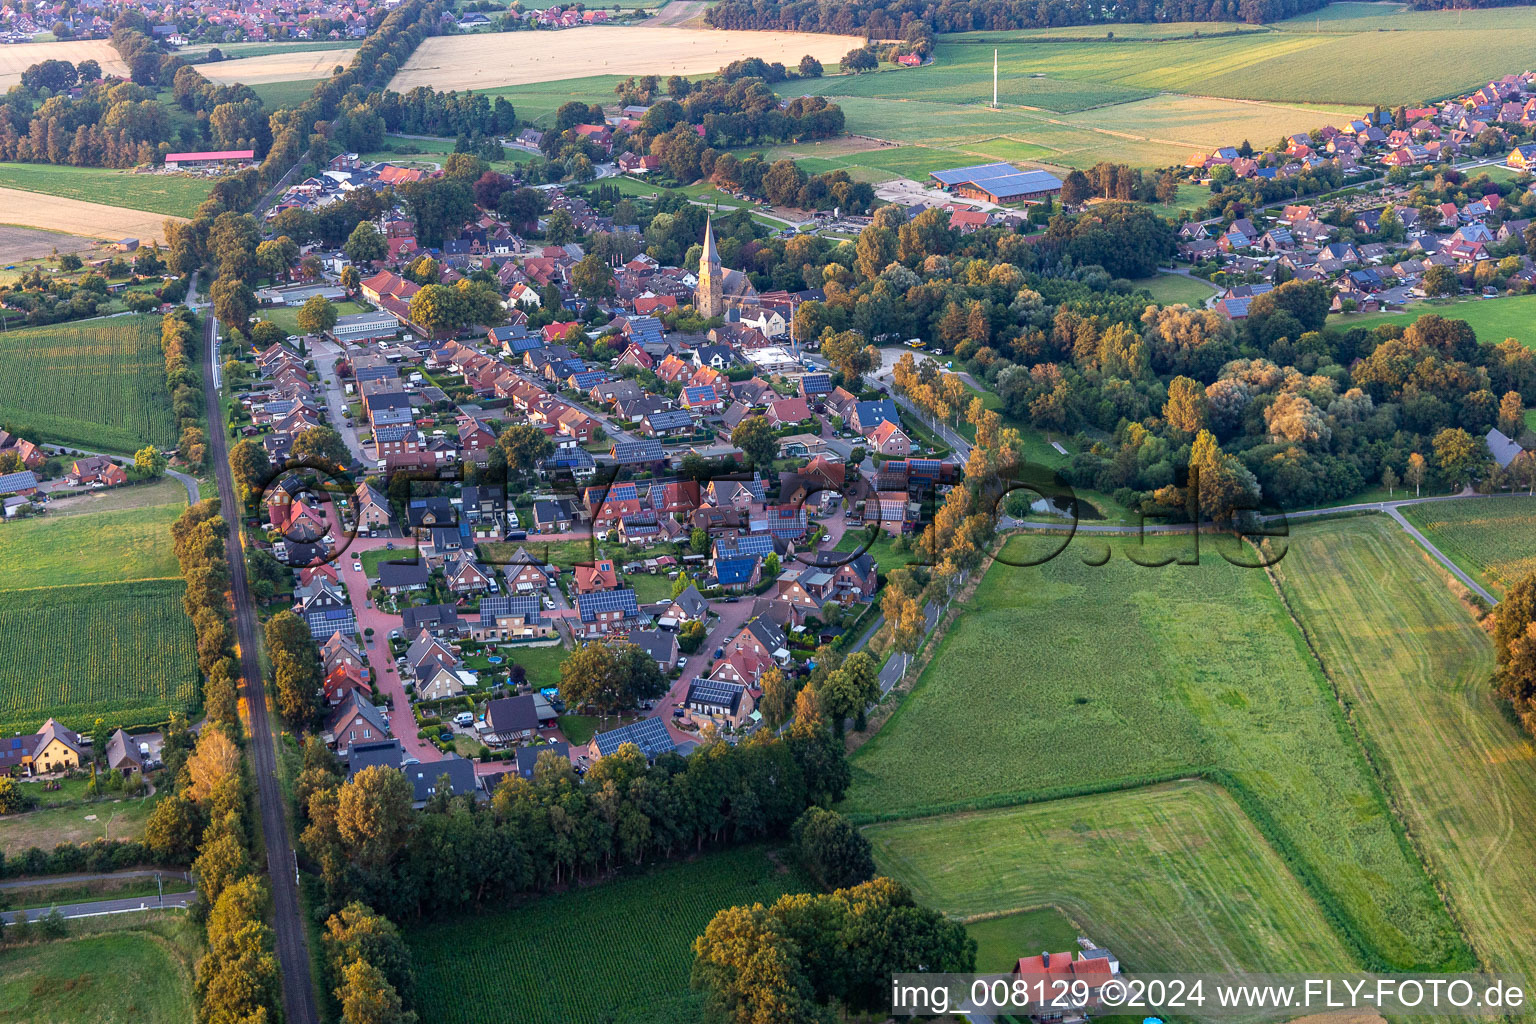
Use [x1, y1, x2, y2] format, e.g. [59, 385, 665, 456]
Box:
[1404, 498, 1536, 597]
[0, 579, 199, 736]
[408, 847, 809, 1024]
[0, 315, 177, 454]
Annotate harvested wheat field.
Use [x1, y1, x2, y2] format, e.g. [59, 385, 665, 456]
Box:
[199, 48, 355, 86]
[0, 39, 127, 89]
[389, 26, 864, 92]
[0, 189, 183, 243]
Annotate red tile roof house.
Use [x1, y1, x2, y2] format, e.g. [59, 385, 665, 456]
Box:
[65, 455, 128, 487]
[866, 419, 913, 457]
[575, 559, 620, 593]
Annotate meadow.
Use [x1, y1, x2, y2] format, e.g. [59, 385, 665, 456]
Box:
[0, 788, 162, 853]
[1133, 272, 1217, 307]
[844, 532, 1465, 971]
[866, 781, 1357, 973]
[1271, 516, 1536, 986]
[966, 907, 1081, 972]
[0, 497, 185, 587]
[0, 315, 178, 453]
[0, 164, 211, 218]
[0, 580, 199, 736]
[259, 300, 368, 336]
[1400, 497, 1536, 599]
[407, 846, 810, 1024]
[249, 78, 324, 110]
[0, 913, 198, 1024]
[1330, 294, 1536, 350]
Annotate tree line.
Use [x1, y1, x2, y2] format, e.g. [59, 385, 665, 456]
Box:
[295, 690, 851, 923]
[161, 308, 207, 473]
[703, 0, 1328, 33]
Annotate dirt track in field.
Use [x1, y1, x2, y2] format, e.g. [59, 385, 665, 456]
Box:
[0, 189, 183, 243]
[198, 48, 355, 85]
[388, 26, 864, 92]
[0, 39, 127, 89]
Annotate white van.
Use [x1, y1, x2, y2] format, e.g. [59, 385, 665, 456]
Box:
[453, 712, 474, 727]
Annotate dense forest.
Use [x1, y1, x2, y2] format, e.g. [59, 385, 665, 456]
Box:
[704, 0, 1330, 33]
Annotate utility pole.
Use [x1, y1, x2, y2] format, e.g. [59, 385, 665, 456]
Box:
[993, 48, 998, 107]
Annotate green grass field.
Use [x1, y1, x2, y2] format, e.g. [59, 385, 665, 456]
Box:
[0, 499, 185, 587]
[967, 906, 1082, 972]
[407, 846, 811, 1024]
[250, 78, 324, 109]
[1272, 516, 1536, 985]
[867, 781, 1358, 972]
[0, 164, 211, 218]
[845, 532, 1465, 971]
[0, 315, 179, 453]
[1132, 272, 1217, 307]
[1330, 294, 1536, 350]
[1400, 497, 1536, 598]
[0, 914, 198, 1024]
[0, 789, 162, 854]
[257, 300, 367, 336]
[0, 580, 199, 737]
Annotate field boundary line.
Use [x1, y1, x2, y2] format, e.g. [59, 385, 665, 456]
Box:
[1264, 534, 1486, 975]
[0, 576, 186, 596]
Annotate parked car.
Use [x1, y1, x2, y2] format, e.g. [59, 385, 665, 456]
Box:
[453, 712, 473, 726]
[677, 656, 688, 669]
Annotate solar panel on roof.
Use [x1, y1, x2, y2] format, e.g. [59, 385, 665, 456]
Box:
[592, 716, 674, 758]
[690, 679, 744, 705]
[929, 161, 1018, 185]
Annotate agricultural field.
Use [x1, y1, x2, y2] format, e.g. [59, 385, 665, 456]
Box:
[0, 579, 199, 737]
[0, 315, 179, 453]
[407, 846, 811, 1024]
[390, 27, 864, 93]
[0, 226, 94, 263]
[1272, 516, 1536, 986]
[184, 39, 362, 59]
[1400, 497, 1536, 599]
[197, 47, 356, 87]
[249, 79, 324, 109]
[1329, 294, 1536, 350]
[0, 39, 126, 89]
[0, 187, 185, 243]
[0, 164, 212, 219]
[0, 914, 198, 1024]
[866, 781, 1358, 972]
[0, 497, 186, 587]
[844, 532, 1466, 971]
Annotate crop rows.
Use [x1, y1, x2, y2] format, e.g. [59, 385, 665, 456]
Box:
[1402, 497, 1536, 597]
[408, 847, 809, 1024]
[0, 579, 199, 736]
[0, 315, 177, 453]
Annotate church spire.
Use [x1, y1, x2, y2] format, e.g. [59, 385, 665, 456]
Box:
[702, 215, 720, 270]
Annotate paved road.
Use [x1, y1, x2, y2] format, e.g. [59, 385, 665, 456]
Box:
[202, 305, 321, 1024]
[38, 444, 200, 504]
[310, 338, 372, 465]
[7, 891, 194, 922]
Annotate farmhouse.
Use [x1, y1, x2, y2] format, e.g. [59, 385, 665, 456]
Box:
[0, 718, 84, 776]
[929, 163, 1063, 204]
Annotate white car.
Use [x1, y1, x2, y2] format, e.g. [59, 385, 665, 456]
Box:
[453, 712, 474, 727]
[677, 656, 688, 669]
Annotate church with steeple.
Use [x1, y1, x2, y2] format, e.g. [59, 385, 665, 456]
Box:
[694, 216, 757, 318]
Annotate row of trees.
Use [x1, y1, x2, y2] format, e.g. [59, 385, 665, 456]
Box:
[296, 694, 851, 922]
[266, 609, 324, 731]
[161, 308, 207, 472]
[704, 0, 1327, 33]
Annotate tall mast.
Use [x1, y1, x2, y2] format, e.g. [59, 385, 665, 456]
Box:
[993, 48, 998, 107]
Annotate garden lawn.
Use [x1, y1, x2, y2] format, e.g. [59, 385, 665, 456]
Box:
[0, 914, 198, 1024]
[834, 527, 922, 571]
[407, 846, 811, 1024]
[0, 790, 161, 854]
[845, 532, 1466, 972]
[967, 907, 1081, 972]
[0, 580, 199, 738]
[1328, 294, 1536, 350]
[0, 163, 212, 218]
[0, 315, 178, 453]
[867, 781, 1358, 973]
[1273, 516, 1536, 984]
[1400, 496, 1536, 599]
[0, 499, 185, 587]
[508, 642, 569, 691]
